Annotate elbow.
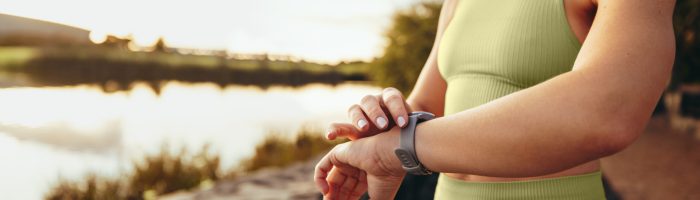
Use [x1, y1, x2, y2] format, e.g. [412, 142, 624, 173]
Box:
[591, 117, 646, 157]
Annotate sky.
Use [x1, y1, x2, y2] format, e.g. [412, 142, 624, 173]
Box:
[0, 0, 423, 63]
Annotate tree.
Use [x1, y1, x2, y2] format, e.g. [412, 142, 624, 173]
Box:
[370, 2, 441, 95]
[672, 0, 700, 89]
[154, 37, 167, 52]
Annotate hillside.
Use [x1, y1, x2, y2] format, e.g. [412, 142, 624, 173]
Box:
[0, 13, 89, 45]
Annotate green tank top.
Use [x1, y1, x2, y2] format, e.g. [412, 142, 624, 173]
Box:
[438, 0, 581, 116]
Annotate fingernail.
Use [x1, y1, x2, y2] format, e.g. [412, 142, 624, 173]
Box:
[357, 119, 368, 129]
[325, 131, 335, 140]
[397, 116, 406, 127]
[376, 117, 387, 129]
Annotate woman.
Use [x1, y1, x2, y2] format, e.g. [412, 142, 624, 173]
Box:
[315, 0, 676, 199]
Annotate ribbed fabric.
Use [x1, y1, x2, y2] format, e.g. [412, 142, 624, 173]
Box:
[434, 171, 606, 200]
[438, 0, 581, 115]
[435, 0, 599, 199]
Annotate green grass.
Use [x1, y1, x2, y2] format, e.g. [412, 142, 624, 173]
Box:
[0, 46, 367, 76]
[37, 47, 225, 70]
[335, 61, 371, 76]
[0, 47, 38, 69]
[0, 46, 371, 88]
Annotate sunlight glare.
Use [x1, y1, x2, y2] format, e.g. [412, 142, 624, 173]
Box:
[0, 0, 419, 63]
[88, 31, 108, 44]
[0, 85, 125, 132]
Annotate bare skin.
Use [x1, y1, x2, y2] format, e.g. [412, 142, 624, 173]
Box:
[447, 0, 600, 182]
[316, 0, 676, 199]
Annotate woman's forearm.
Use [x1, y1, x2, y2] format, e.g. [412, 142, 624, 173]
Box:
[413, 0, 676, 177]
[414, 70, 658, 177]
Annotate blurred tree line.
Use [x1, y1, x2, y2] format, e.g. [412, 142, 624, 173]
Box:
[673, 0, 700, 89]
[370, 2, 440, 95]
[372, 1, 700, 94]
[0, 33, 88, 47]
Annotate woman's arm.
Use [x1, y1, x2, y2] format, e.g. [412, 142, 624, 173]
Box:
[316, 0, 675, 198]
[315, 2, 458, 199]
[414, 0, 676, 177]
[404, 0, 457, 117]
[328, 0, 456, 139]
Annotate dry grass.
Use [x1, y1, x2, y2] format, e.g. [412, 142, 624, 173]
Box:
[240, 130, 344, 172]
[44, 129, 341, 200]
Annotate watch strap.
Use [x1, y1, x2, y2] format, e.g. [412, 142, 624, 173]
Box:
[395, 112, 434, 175]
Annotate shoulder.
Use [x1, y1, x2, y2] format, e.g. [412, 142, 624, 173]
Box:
[594, 0, 675, 5]
[592, 0, 675, 25]
[594, 0, 676, 11]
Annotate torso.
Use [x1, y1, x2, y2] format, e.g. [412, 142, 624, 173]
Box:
[437, 0, 598, 182]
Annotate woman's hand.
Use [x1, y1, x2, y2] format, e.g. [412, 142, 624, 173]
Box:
[315, 127, 405, 200]
[326, 87, 411, 141]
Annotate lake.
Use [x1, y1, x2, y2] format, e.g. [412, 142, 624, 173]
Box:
[0, 81, 380, 199]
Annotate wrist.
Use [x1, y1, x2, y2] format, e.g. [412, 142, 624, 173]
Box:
[371, 127, 405, 176]
[414, 121, 434, 172]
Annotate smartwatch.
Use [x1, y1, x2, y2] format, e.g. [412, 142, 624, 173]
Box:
[394, 111, 435, 175]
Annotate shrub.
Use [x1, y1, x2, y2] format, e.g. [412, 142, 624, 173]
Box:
[240, 130, 344, 172]
[44, 129, 339, 200]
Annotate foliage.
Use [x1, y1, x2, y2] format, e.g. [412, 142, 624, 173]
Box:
[44, 129, 338, 200]
[370, 0, 700, 92]
[126, 144, 220, 198]
[0, 33, 88, 47]
[673, 0, 700, 89]
[370, 2, 441, 95]
[45, 174, 123, 200]
[240, 130, 344, 172]
[153, 37, 167, 52]
[0, 46, 367, 91]
[0, 47, 38, 69]
[45, 144, 221, 200]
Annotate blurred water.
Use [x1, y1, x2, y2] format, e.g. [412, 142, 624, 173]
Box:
[0, 81, 379, 199]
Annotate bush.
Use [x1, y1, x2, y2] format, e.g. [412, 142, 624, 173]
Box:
[240, 130, 344, 172]
[45, 144, 220, 200]
[44, 129, 339, 200]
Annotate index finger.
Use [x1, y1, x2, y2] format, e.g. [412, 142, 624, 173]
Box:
[326, 123, 362, 141]
[381, 87, 410, 127]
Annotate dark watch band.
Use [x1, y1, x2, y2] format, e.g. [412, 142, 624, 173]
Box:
[394, 111, 435, 175]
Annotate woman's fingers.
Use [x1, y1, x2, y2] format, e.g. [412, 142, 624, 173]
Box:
[326, 167, 345, 200]
[347, 104, 370, 132]
[349, 171, 368, 200]
[359, 95, 390, 130]
[381, 87, 410, 127]
[324, 166, 364, 200]
[323, 147, 364, 200]
[314, 152, 333, 195]
[326, 123, 362, 140]
[338, 167, 362, 200]
[347, 87, 409, 133]
[316, 140, 404, 200]
[321, 144, 362, 199]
